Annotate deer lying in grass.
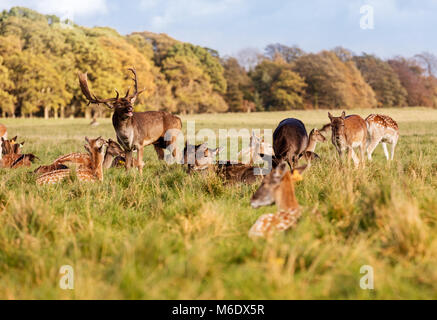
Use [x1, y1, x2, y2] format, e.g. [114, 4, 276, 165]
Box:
[238, 131, 274, 164]
[273, 118, 310, 169]
[298, 128, 326, 166]
[184, 143, 222, 172]
[328, 111, 367, 168]
[79, 68, 182, 173]
[36, 137, 106, 185]
[1, 137, 38, 169]
[249, 161, 307, 238]
[0, 124, 6, 160]
[365, 114, 399, 161]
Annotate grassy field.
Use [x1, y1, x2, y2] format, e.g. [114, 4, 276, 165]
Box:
[0, 107, 436, 300]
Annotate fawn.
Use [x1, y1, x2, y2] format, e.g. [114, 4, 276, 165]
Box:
[0, 124, 7, 160]
[36, 137, 106, 185]
[298, 128, 326, 166]
[328, 111, 367, 168]
[238, 131, 274, 164]
[249, 161, 307, 238]
[1, 137, 37, 169]
[365, 114, 399, 161]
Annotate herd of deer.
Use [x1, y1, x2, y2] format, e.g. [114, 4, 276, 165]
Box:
[0, 69, 401, 239]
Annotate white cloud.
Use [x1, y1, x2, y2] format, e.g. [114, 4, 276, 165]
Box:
[141, 0, 246, 28]
[0, 0, 108, 19]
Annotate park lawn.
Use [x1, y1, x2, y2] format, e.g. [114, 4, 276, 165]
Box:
[0, 107, 436, 299]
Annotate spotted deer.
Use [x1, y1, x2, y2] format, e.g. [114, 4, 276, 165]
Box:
[36, 137, 106, 185]
[328, 111, 367, 168]
[79, 68, 182, 173]
[249, 161, 307, 238]
[365, 114, 399, 161]
[0, 124, 6, 160]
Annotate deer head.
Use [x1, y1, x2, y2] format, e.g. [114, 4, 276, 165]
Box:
[78, 68, 145, 119]
[250, 161, 306, 209]
[106, 139, 125, 157]
[309, 129, 326, 143]
[84, 137, 107, 158]
[328, 111, 347, 137]
[1, 136, 24, 155]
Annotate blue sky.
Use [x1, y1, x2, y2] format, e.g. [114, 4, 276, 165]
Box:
[1, 0, 436, 58]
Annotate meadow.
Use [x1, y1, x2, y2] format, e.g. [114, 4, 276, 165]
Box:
[0, 107, 436, 300]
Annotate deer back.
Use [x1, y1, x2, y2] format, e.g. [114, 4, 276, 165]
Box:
[273, 119, 308, 163]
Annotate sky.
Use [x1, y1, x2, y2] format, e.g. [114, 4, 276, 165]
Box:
[0, 0, 436, 58]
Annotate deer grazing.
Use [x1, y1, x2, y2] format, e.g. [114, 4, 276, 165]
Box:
[365, 114, 399, 161]
[328, 111, 367, 168]
[298, 128, 326, 166]
[0, 124, 6, 160]
[36, 137, 106, 185]
[273, 118, 321, 169]
[249, 161, 307, 238]
[78, 68, 182, 173]
[1, 137, 38, 169]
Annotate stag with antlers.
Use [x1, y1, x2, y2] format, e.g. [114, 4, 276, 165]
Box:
[78, 68, 182, 173]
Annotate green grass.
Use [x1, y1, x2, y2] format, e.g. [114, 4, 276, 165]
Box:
[0, 107, 436, 299]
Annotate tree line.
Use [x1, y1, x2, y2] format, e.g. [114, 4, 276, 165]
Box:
[0, 7, 436, 118]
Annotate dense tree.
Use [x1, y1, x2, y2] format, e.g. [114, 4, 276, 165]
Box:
[251, 56, 306, 110]
[293, 51, 377, 109]
[388, 58, 436, 107]
[353, 54, 407, 108]
[222, 57, 255, 112]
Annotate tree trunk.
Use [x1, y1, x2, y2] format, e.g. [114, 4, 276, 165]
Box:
[54, 108, 58, 119]
[60, 106, 65, 119]
[44, 106, 49, 119]
[85, 108, 91, 119]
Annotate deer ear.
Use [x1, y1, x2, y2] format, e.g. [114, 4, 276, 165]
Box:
[328, 112, 333, 121]
[341, 111, 346, 119]
[12, 136, 17, 142]
[85, 137, 90, 144]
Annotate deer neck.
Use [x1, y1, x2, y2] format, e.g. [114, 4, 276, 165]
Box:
[103, 152, 115, 169]
[306, 136, 317, 153]
[91, 152, 104, 181]
[274, 172, 299, 212]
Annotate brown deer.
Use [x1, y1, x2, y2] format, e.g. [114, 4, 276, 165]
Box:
[365, 114, 399, 161]
[184, 142, 222, 172]
[238, 131, 274, 164]
[249, 161, 307, 238]
[328, 111, 367, 168]
[273, 118, 309, 169]
[34, 163, 69, 175]
[298, 128, 326, 166]
[103, 139, 139, 169]
[36, 137, 106, 185]
[1, 137, 38, 169]
[78, 68, 182, 173]
[0, 124, 6, 160]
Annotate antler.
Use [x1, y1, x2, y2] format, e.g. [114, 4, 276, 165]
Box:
[126, 68, 146, 103]
[78, 72, 119, 109]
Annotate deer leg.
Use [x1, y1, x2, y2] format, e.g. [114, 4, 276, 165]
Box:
[137, 146, 145, 173]
[382, 143, 389, 161]
[125, 150, 133, 170]
[390, 139, 398, 161]
[366, 137, 380, 161]
[349, 148, 359, 168]
[154, 145, 165, 161]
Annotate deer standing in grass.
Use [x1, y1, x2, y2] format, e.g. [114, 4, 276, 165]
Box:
[0, 124, 7, 160]
[298, 128, 326, 166]
[36, 137, 106, 185]
[328, 111, 367, 168]
[365, 114, 399, 161]
[78, 68, 182, 173]
[249, 161, 307, 238]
